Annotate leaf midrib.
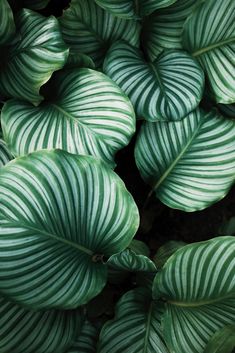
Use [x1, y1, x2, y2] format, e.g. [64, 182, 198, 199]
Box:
[192, 36, 235, 57]
[143, 301, 154, 353]
[168, 293, 235, 307]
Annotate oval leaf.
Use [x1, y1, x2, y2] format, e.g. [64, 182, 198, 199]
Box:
[107, 249, 156, 272]
[0, 150, 139, 309]
[0, 295, 83, 353]
[104, 41, 204, 121]
[0, 0, 15, 45]
[1, 68, 136, 167]
[98, 288, 169, 353]
[182, 0, 235, 103]
[135, 108, 235, 211]
[59, 0, 140, 67]
[0, 9, 68, 105]
[95, 0, 177, 19]
[153, 236, 235, 353]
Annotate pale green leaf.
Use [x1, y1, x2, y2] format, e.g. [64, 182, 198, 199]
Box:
[153, 236, 235, 353]
[204, 325, 235, 353]
[0, 0, 15, 45]
[67, 320, 99, 353]
[135, 108, 235, 211]
[1, 68, 135, 167]
[0, 9, 69, 105]
[0, 295, 83, 353]
[98, 288, 169, 353]
[183, 0, 235, 103]
[0, 150, 139, 309]
[59, 0, 140, 67]
[104, 41, 204, 121]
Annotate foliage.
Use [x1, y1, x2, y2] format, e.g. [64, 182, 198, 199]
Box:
[0, 0, 234, 352]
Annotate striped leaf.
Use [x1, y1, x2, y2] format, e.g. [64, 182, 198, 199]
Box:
[59, 0, 140, 67]
[218, 103, 235, 119]
[204, 325, 235, 353]
[98, 288, 169, 353]
[0, 295, 83, 353]
[22, 0, 50, 10]
[153, 236, 235, 353]
[153, 241, 186, 269]
[135, 108, 235, 211]
[67, 320, 99, 353]
[0, 0, 15, 45]
[104, 41, 204, 121]
[65, 50, 96, 70]
[142, 0, 199, 61]
[0, 138, 13, 167]
[182, 0, 235, 103]
[0, 9, 69, 105]
[0, 150, 139, 309]
[107, 249, 156, 272]
[95, 0, 177, 19]
[1, 68, 135, 167]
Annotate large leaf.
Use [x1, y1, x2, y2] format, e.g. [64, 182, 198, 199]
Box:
[0, 137, 13, 167]
[204, 325, 235, 353]
[142, 0, 198, 61]
[182, 0, 235, 103]
[95, 0, 177, 19]
[98, 288, 169, 353]
[1, 68, 135, 167]
[104, 41, 204, 121]
[0, 0, 15, 45]
[153, 236, 235, 353]
[135, 108, 235, 211]
[0, 296, 83, 353]
[0, 9, 68, 105]
[67, 320, 99, 353]
[59, 0, 140, 67]
[0, 150, 139, 309]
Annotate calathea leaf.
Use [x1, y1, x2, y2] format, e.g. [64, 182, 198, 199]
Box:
[98, 287, 169, 353]
[0, 150, 139, 309]
[153, 240, 186, 269]
[104, 41, 204, 121]
[21, 0, 50, 10]
[182, 0, 235, 103]
[107, 249, 156, 272]
[142, 0, 199, 61]
[217, 103, 235, 119]
[95, 0, 177, 19]
[67, 320, 99, 353]
[0, 0, 15, 45]
[153, 236, 235, 353]
[0, 137, 13, 167]
[59, 0, 141, 67]
[204, 325, 235, 353]
[135, 108, 235, 211]
[64, 49, 96, 70]
[1, 68, 135, 167]
[0, 295, 83, 353]
[0, 9, 69, 105]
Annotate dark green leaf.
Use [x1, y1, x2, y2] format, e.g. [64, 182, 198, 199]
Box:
[0, 0, 15, 45]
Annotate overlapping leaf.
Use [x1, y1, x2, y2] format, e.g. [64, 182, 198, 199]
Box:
[95, 0, 177, 19]
[67, 321, 99, 353]
[0, 137, 13, 167]
[142, 0, 198, 60]
[0, 0, 15, 45]
[98, 288, 169, 353]
[59, 0, 140, 66]
[0, 9, 68, 104]
[1, 68, 136, 167]
[153, 237, 235, 353]
[0, 150, 139, 309]
[104, 41, 204, 121]
[153, 241, 186, 269]
[0, 296, 83, 353]
[183, 0, 235, 103]
[107, 249, 156, 272]
[22, 0, 50, 10]
[135, 108, 235, 211]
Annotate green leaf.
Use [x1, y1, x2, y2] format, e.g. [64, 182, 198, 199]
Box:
[153, 240, 186, 269]
[107, 249, 156, 272]
[64, 50, 96, 70]
[135, 108, 235, 211]
[0, 295, 83, 353]
[21, 0, 50, 10]
[1, 68, 135, 167]
[0, 9, 69, 105]
[59, 0, 140, 67]
[182, 0, 235, 104]
[95, 0, 177, 19]
[98, 288, 169, 353]
[104, 42, 204, 121]
[0, 150, 139, 309]
[218, 104, 235, 119]
[67, 320, 99, 353]
[204, 325, 235, 353]
[142, 0, 199, 61]
[0, 0, 15, 45]
[129, 239, 150, 257]
[0, 137, 13, 167]
[153, 236, 235, 353]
